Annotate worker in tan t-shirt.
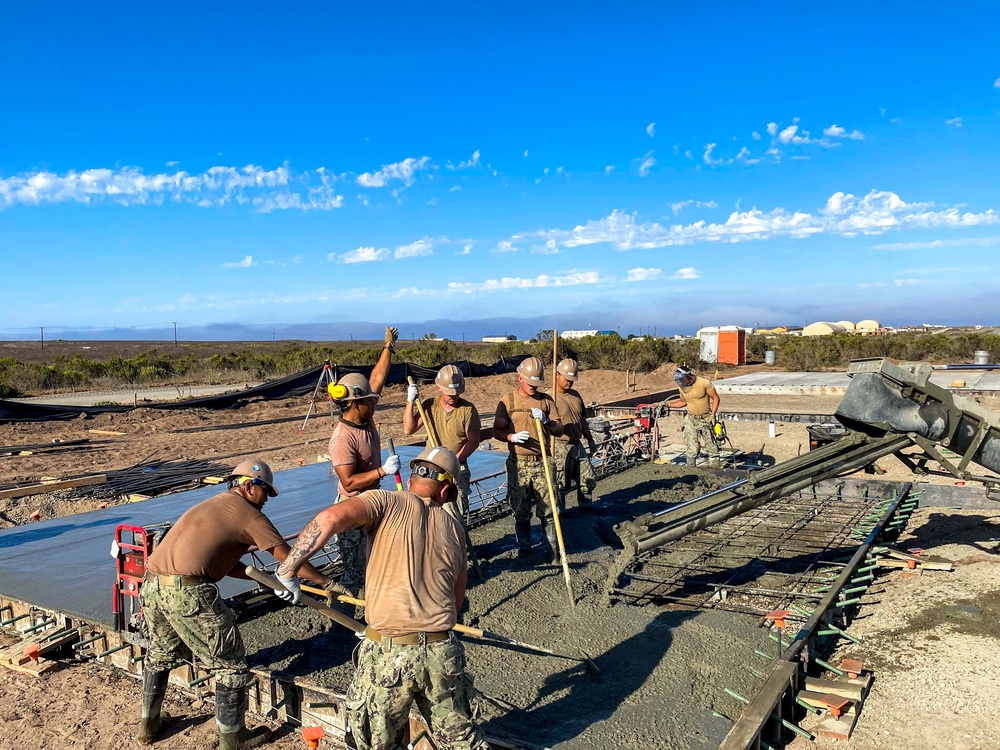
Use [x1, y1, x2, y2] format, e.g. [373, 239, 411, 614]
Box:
[139, 458, 335, 750]
[403, 364, 482, 520]
[667, 365, 721, 468]
[552, 358, 598, 511]
[493, 356, 564, 561]
[326, 325, 400, 601]
[276, 447, 489, 750]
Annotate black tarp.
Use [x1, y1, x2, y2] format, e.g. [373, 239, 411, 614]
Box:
[0, 355, 528, 423]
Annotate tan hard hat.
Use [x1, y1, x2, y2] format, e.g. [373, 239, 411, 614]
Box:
[336, 372, 376, 401]
[556, 358, 579, 381]
[226, 458, 279, 497]
[517, 356, 545, 382]
[435, 364, 465, 395]
[409, 445, 460, 484]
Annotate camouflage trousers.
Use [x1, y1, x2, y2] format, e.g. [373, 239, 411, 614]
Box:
[505, 456, 554, 522]
[443, 464, 472, 524]
[140, 574, 249, 689]
[553, 441, 596, 504]
[346, 633, 489, 750]
[337, 494, 367, 596]
[684, 413, 720, 467]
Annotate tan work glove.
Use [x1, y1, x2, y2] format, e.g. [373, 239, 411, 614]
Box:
[384, 326, 399, 353]
[323, 578, 351, 606]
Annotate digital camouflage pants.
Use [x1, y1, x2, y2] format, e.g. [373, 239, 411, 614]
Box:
[346, 634, 490, 750]
[505, 456, 554, 522]
[141, 574, 249, 689]
[553, 441, 596, 504]
[684, 413, 720, 467]
[337, 494, 367, 596]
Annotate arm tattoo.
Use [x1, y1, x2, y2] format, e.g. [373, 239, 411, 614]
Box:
[277, 520, 322, 577]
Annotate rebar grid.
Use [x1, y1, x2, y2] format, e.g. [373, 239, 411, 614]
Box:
[615, 485, 886, 616]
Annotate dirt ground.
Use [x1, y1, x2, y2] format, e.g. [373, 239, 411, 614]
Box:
[2, 367, 1000, 749]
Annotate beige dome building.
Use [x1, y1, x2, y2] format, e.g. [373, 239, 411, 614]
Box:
[836, 320, 856, 332]
[856, 319, 882, 333]
[802, 322, 847, 337]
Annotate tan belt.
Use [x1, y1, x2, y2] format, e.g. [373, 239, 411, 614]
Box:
[152, 574, 212, 588]
[364, 627, 450, 646]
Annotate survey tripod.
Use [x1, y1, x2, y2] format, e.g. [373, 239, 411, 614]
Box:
[300, 360, 338, 433]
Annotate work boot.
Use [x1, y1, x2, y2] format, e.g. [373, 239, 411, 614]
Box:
[578, 493, 596, 512]
[216, 683, 272, 750]
[138, 669, 170, 745]
[540, 518, 559, 564]
[685, 454, 698, 468]
[515, 519, 533, 557]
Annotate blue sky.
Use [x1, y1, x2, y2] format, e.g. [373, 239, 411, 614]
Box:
[2, 2, 1000, 340]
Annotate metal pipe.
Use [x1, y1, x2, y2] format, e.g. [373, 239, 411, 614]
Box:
[72, 633, 106, 650]
[1, 612, 31, 626]
[97, 644, 130, 658]
[188, 674, 213, 687]
[21, 619, 55, 634]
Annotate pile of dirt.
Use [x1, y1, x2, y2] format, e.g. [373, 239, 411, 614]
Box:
[240, 463, 760, 750]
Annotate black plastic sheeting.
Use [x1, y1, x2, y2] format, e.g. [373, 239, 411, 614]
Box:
[0, 355, 529, 423]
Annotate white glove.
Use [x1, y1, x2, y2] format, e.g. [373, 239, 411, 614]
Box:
[274, 573, 301, 605]
[406, 384, 420, 403]
[530, 407, 549, 424]
[509, 431, 531, 444]
[382, 454, 401, 476]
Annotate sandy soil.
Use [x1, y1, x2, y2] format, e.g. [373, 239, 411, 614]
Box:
[3, 366, 1000, 749]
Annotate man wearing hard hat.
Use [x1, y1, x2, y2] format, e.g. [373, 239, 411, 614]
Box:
[138, 458, 334, 750]
[325, 326, 400, 605]
[275, 446, 490, 750]
[492, 356, 564, 561]
[552, 358, 599, 511]
[667, 365, 721, 468]
[402, 364, 482, 521]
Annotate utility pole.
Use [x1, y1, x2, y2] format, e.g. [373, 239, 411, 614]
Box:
[39, 327, 44, 350]
[172, 322, 178, 348]
[271, 332, 275, 342]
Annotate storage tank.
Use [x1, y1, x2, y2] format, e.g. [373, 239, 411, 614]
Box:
[974, 350, 990, 366]
[764, 350, 776, 365]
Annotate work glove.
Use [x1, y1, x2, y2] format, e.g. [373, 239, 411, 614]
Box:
[381, 454, 401, 476]
[323, 578, 351, 606]
[530, 407, 549, 424]
[274, 573, 301, 605]
[509, 431, 531, 444]
[406, 384, 420, 403]
[384, 326, 399, 350]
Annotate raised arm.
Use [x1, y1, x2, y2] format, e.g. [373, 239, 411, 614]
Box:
[369, 326, 398, 395]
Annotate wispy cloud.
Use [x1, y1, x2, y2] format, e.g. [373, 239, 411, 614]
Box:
[703, 143, 729, 166]
[945, 117, 963, 128]
[627, 267, 661, 281]
[823, 124, 864, 140]
[447, 150, 481, 171]
[670, 267, 701, 280]
[605, 165, 615, 174]
[872, 236, 1000, 251]
[222, 255, 257, 268]
[637, 151, 656, 177]
[356, 156, 431, 188]
[531, 239, 560, 255]
[338, 246, 390, 263]
[514, 190, 1000, 252]
[448, 270, 603, 294]
[995, 76, 1000, 88]
[395, 237, 434, 259]
[0, 164, 344, 212]
[456, 242, 473, 255]
[494, 240, 518, 253]
[646, 122, 656, 138]
[523, 149, 529, 157]
[672, 200, 718, 215]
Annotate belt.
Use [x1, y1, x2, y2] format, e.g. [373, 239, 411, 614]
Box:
[512, 454, 542, 462]
[152, 574, 212, 588]
[364, 627, 451, 646]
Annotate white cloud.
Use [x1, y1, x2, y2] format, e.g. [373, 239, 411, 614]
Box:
[945, 117, 963, 128]
[752, 131, 762, 141]
[515, 190, 1000, 252]
[872, 236, 1000, 251]
[531, 239, 560, 254]
[672, 200, 717, 215]
[449, 185, 462, 192]
[605, 165, 615, 174]
[394, 237, 434, 259]
[166, 160, 179, 167]
[646, 122, 656, 138]
[524, 149, 530, 157]
[638, 151, 656, 177]
[356, 156, 431, 188]
[448, 270, 602, 294]
[703, 143, 729, 166]
[766, 122, 778, 136]
[0, 163, 345, 213]
[776, 124, 818, 145]
[893, 278, 923, 287]
[357, 194, 370, 206]
[339, 246, 389, 263]
[457, 242, 473, 255]
[447, 150, 481, 171]
[626, 267, 662, 281]
[222, 255, 257, 268]
[994, 77, 1000, 88]
[670, 267, 701, 280]
[494, 240, 518, 253]
[736, 146, 759, 164]
[824, 124, 864, 140]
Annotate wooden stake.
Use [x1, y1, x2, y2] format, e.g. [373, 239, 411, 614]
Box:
[536, 418, 574, 608]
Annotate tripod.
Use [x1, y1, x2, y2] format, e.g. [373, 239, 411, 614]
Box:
[300, 361, 338, 434]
